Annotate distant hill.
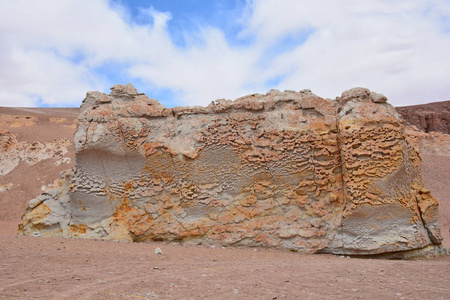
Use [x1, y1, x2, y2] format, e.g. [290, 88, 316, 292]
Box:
[396, 100, 450, 134]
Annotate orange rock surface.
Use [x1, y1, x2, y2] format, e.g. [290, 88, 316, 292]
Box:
[18, 85, 443, 256]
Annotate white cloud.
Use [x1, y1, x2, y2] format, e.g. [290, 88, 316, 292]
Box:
[129, 27, 263, 106]
[0, 0, 124, 106]
[0, 0, 261, 107]
[0, 0, 449, 107]
[242, 0, 450, 105]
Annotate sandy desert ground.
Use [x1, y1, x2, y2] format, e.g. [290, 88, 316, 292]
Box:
[0, 107, 449, 299]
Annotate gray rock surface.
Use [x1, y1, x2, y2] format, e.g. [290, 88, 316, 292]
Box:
[18, 85, 443, 256]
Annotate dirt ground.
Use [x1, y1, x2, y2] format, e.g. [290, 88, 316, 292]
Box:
[1, 107, 449, 299]
[1, 225, 449, 300]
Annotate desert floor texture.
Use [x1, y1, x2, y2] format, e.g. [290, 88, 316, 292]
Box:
[0, 107, 449, 299]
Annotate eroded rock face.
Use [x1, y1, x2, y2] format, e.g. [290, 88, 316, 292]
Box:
[396, 101, 450, 134]
[18, 85, 443, 255]
[404, 125, 450, 156]
[0, 129, 70, 176]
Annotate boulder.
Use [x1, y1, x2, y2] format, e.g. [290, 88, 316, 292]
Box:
[18, 85, 443, 256]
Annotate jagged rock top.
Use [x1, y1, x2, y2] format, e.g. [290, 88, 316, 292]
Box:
[80, 84, 392, 119]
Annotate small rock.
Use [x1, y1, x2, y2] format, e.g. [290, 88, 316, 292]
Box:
[300, 89, 312, 93]
[370, 91, 388, 103]
[154, 247, 162, 255]
[146, 292, 158, 298]
[32, 229, 42, 237]
[0, 183, 13, 192]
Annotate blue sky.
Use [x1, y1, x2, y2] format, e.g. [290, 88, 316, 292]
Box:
[1, 0, 450, 108]
[114, 0, 247, 45]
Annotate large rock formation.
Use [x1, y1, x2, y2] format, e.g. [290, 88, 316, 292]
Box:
[18, 85, 443, 256]
[396, 101, 450, 134]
